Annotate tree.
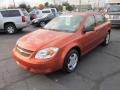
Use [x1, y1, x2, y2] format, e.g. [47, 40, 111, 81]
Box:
[18, 3, 31, 12]
[19, 3, 27, 9]
[56, 5, 63, 11]
[8, 4, 15, 9]
[38, 4, 45, 10]
[62, 2, 74, 11]
[45, 2, 49, 7]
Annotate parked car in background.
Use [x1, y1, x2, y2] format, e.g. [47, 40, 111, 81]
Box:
[42, 8, 59, 17]
[29, 8, 59, 20]
[106, 5, 120, 26]
[13, 12, 111, 74]
[0, 9, 30, 34]
[32, 13, 55, 27]
[30, 13, 37, 21]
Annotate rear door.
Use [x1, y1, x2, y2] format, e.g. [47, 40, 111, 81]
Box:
[80, 15, 97, 55]
[95, 14, 108, 44]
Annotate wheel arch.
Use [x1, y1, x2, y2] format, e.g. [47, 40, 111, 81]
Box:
[60, 44, 82, 68]
[4, 22, 16, 28]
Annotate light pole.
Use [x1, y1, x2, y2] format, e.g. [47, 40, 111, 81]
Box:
[53, 0, 55, 5]
[79, 0, 81, 11]
[13, 0, 16, 8]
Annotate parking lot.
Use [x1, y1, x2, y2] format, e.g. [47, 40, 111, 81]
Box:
[0, 26, 120, 90]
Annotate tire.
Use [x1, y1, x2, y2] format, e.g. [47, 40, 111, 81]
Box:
[63, 49, 80, 73]
[5, 23, 16, 34]
[102, 32, 110, 46]
[40, 22, 46, 27]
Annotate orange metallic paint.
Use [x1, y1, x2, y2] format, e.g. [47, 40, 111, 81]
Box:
[12, 12, 111, 74]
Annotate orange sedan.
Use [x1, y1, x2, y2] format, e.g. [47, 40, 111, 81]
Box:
[12, 12, 111, 74]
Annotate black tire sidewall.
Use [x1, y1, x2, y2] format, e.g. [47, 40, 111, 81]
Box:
[63, 49, 80, 73]
[5, 24, 16, 34]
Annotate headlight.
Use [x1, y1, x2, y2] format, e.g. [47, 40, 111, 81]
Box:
[35, 47, 59, 59]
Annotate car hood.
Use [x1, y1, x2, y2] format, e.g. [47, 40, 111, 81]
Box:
[17, 29, 73, 51]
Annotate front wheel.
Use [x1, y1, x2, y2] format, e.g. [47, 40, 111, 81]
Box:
[102, 32, 110, 46]
[63, 49, 80, 73]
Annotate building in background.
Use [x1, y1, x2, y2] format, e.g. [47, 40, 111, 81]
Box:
[107, 0, 120, 4]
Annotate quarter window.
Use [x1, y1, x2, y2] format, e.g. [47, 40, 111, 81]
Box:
[1, 10, 21, 17]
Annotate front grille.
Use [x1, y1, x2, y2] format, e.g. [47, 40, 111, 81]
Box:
[16, 46, 33, 57]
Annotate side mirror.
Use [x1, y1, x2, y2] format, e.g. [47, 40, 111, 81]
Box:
[83, 26, 95, 33]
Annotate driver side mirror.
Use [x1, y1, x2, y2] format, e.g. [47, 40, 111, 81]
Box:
[83, 25, 95, 33]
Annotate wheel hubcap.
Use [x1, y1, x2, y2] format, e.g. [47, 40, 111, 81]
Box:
[7, 26, 14, 33]
[40, 22, 45, 27]
[106, 33, 110, 44]
[68, 53, 78, 71]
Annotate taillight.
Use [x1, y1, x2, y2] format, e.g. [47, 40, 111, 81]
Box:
[22, 16, 26, 22]
[32, 15, 36, 19]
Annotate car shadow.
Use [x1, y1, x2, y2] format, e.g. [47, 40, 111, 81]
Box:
[0, 30, 31, 36]
[111, 26, 120, 30]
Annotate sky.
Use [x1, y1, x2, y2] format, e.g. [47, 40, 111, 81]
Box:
[0, 0, 107, 8]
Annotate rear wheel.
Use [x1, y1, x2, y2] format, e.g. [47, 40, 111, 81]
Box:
[63, 49, 80, 73]
[5, 23, 16, 34]
[102, 32, 110, 46]
[40, 22, 46, 27]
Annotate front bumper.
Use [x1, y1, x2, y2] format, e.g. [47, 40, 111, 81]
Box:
[12, 48, 60, 74]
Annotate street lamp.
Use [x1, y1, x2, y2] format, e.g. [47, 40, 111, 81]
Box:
[79, 0, 81, 11]
[53, 0, 55, 5]
[13, 0, 16, 8]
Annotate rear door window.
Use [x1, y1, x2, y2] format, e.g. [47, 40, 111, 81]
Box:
[95, 14, 105, 24]
[1, 10, 21, 17]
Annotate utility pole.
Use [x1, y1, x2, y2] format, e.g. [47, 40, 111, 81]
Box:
[13, 0, 16, 8]
[79, 0, 81, 11]
[88, 0, 90, 5]
[53, 0, 55, 5]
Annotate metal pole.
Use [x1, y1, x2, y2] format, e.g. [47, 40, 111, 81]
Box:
[13, 0, 16, 8]
[53, 0, 55, 5]
[79, 0, 81, 11]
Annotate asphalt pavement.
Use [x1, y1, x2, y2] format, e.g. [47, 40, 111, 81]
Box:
[0, 26, 120, 90]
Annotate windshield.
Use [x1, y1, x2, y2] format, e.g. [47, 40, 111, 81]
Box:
[109, 6, 120, 12]
[44, 15, 83, 32]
